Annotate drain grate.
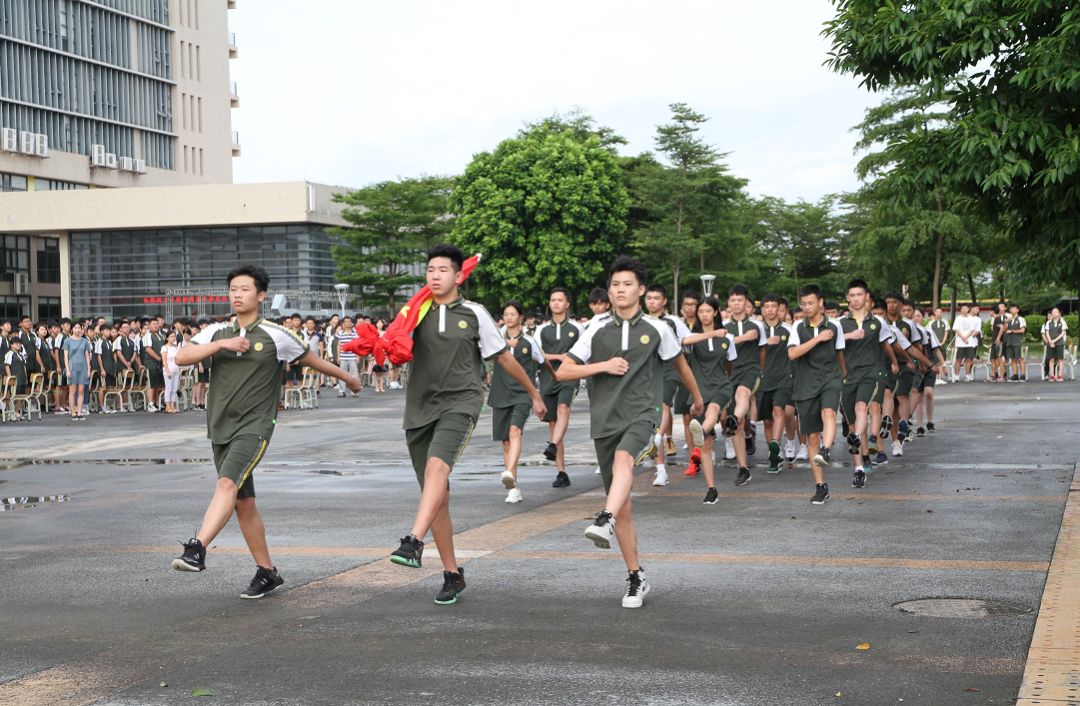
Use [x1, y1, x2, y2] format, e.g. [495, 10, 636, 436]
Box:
[895, 598, 1032, 618]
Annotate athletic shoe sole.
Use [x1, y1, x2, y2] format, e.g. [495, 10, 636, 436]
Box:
[689, 419, 705, 449]
[171, 558, 204, 572]
[735, 473, 751, 487]
[811, 496, 830, 505]
[388, 555, 421, 568]
[500, 472, 516, 489]
[813, 453, 830, 469]
[240, 585, 282, 600]
[584, 526, 613, 549]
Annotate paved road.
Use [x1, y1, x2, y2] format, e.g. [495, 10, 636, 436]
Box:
[1, 381, 1076, 705]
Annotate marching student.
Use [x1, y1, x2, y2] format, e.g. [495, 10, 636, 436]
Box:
[557, 255, 703, 608]
[756, 293, 796, 474]
[723, 284, 766, 486]
[787, 285, 847, 505]
[537, 288, 583, 488]
[673, 290, 702, 453]
[643, 284, 691, 486]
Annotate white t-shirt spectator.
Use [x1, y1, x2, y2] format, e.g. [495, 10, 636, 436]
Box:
[952, 314, 980, 348]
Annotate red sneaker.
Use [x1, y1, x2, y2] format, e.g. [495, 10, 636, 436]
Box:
[684, 447, 702, 476]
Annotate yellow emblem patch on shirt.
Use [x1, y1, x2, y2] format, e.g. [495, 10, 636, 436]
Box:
[521, 346, 528, 354]
[780, 335, 787, 342]
[640, 334, 650, 345]
[870, 323, 878, 330]
[569, 331, 576, 337]
[254, 342, 264, 352]
[458, 320, 468, 329]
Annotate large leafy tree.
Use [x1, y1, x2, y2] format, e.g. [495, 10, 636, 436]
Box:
[450, 115, 629, 311]
[824, 2, 1080, 292]
[629, 103, 746, 303]
[330, 176, 454, 314]
[750, 196, 846, 302]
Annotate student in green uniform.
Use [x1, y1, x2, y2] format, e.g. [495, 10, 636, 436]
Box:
[787, 285, 848, 505]
[644, 284, 691, 486]
[4, 337, 28, 417]
[537, 288, 582, 488]
[839, 280, 898, 488]
[1004, 304, 1027, 381]
[756, 293, 796, 474]
[389, 245, 545, 606]
[490, 301, 545, 504]
[140, 318, 166, 412]
[680, 295, 737, 504]
[1045, 308, 1068, 381]
[990, 303, 1008, 382]
[673, 289, 702, 456]
[171, 264, 362, 599]
[17, 315, 43, 376]
[723, 284, 766, 486]
[557, 255, 703, 608]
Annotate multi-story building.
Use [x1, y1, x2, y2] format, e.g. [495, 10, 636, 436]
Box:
[1, 0, 240, 317]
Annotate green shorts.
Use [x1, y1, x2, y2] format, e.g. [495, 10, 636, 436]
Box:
[872, 375, 887, 405]
[405, 413, 476, 487]
[794, 382, 842, 436]
[895, 369, 915, 397]
[492, 403, 530, 442]
[841, 377, 878, 425]
[1005, 343, 1023, 360]
[917, 370, 937, 391]
[212, 434, 270, 500]
[956, 347, 976, 360]
[661, 375, 678, 408]
[1048, 343, 1066, 361]
[673, 383, 692, 415]
[593, 418, 657, 494]
[730, 367, 761, 395]
[911, 371, 925, 391]
[756, 385, 792, 421]
[541, 385, 576, 423]
[990, 343, 1003, 359]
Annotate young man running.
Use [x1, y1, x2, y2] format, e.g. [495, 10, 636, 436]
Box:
[389, 245, 545, 606]
[756, 293, 796, 474]
[912, 309, 946, 434]
[171, 264, 362, 598]
[644, 284, 691, 486]
[557, 255, 703, 608]
[490, 301, 545, 503]
[681, 295, 737, 503]
[673, 290, 702, 452]
[839, 280, 898, 488]
[724, 284, 766, 486]
[787, 285, 847, 505]
[536, 288, 582, 488]
[883, 293, 931, 455]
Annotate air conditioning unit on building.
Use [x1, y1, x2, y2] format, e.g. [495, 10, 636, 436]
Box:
[91, 144, 107, 166]
[35, 134, 49, 158]
[1, 128, 17, 152]
[13, 272, 29, 295]
[133, 158, 147, 173]
[119, 156, 134, 171]
[105, 152, 118, 169]
[20, 131, 36, 155]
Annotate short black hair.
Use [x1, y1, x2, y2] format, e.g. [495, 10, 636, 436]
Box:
[227, 264, 270, 293]
[427, 243, 464, 271]
[502, 300, 525, 317]
[645, 284, 667, 297]
[608, 255, 647, 286]
[700, 295, 722, 312]
[728, 283, 749, 298]
[847, 278, 869, 293]
[825, 301, 839, 311]
[549, 287, 572, 303]
[19, 314, 31, 323]
[798, 284, 822, 300]
[681, 290, 701, 304]
[588, 287, 609, 305]
[762, 292, 781, 305]
[883, 291, 902, 302]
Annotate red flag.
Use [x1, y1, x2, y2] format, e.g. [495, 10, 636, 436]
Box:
[341, 254, 481, 366]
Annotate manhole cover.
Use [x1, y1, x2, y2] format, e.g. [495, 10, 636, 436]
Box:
[895, 598, 1032, 618]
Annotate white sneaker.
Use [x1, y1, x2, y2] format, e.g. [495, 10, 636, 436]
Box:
[622, 570, 650, 609]
[724, 438, 736, 460]
[500, 470, 516, 489]
[146, 404, 158, 413]
[796, 443, 809, 461]
[785, 439, 797, 460]
[505, 487, 522, 503]
[594, 466, 602, 475]
[892, 440, 904, 457]
[584, 511, 616, 549]
[652, 468, 669, 486]
[689, 419, 705, 449]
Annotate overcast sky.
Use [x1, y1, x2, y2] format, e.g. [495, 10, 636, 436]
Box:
[230, 1, 878, 203]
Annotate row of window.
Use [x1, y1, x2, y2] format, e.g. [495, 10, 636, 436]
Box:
[1, 102, 174, 168]
[0, 40, 173, 131]
[92, 0, 169, 25]
[0, 293, 61, 321]
[180, 90, 200, 131]
[175, 0, 197, 30]
[1, 171, 88, 191]
[134, 22, 170, 78]
[1, 0, 133, 70]
[0, 233, 61, 283]
[178, 39, 199, 81]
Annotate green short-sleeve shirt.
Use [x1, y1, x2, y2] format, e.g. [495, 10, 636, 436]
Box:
[724, 316, 766, 374]
[404, 297, 507, 430]
[760, 321, 793, 391]
[840, 314, 891, 382]
[787, 318, 845, 401]
[192, 319, 308, 444]
[488, 331, 544, 408]
[688, 330, 737, 405]
[536, 317, 583, 396]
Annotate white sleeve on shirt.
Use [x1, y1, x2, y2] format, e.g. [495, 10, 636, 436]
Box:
[724, 332, 738, 361]
[567, 321, 599, 364]
[191, 322, 229, 346]
[831, 321, 846, 350]
[647, 317, 683, 362]
[876, 318, 893, 343]
[260, 322, 309, 363]
[523, 334, 546, 364]
[753, 319, 768, 347]
[3, 351, 12, 366]
[140, 332, 152, 348]
[463, 302, 508, 360]
[787, 327, 801, 347]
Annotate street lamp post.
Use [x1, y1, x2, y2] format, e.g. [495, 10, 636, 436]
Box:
[334, 283, 349, 319]
[700, 274, 716, 298]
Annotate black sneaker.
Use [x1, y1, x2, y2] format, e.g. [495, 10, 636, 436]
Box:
[897, 419, 909, 443]
[241, 566, 284, 599]
[916, 426, 926, 437]
[926, 422, 936, 433]
[703, 487, 719, 504]
[813, 447, 831, 469]
[171, 537, 206, 572]
[852, 470, 867, 489]
[744, 435, 757, 456]
[879, 415, 893, 438]
[389, 534, 424, 568]
[434, 567, 466, 605]
[846, 432, 861, 456]
[811, 483, 830, 505]
[767, 441, 781, 474]
[552, 471, 571, 488]
[543, 442, 557, 461]
[735, 467, 751, 486]
[723, 415, 740, 437]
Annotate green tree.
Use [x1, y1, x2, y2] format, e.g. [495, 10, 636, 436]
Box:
[330, 176, 454, 314]
[629, 103, 746, 304]
[450, 116, 629, 310]
[751, 196, 845, 302]
[824, 3, 1080, 292]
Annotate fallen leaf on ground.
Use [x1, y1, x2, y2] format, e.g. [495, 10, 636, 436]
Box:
[963, 687, 981, 693]
[192, 689, 213, 697]
[856, 642, 871, 650]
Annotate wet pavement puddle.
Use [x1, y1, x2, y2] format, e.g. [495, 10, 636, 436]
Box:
[0, 458, 210, 472]
[1, 494, 70, 512]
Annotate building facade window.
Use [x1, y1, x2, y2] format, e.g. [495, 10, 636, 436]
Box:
[37, 295, 61, 321]
[0, 294, 30, 319]
[1, 234, 30, 277]
[0, 173, 28, 192]
[35, 237, 61, 283]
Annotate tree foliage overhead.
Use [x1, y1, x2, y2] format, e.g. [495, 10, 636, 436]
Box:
[330, 176, 453, 313]
[824, 2, 1080, 285]
[450, 114, 629, 311]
